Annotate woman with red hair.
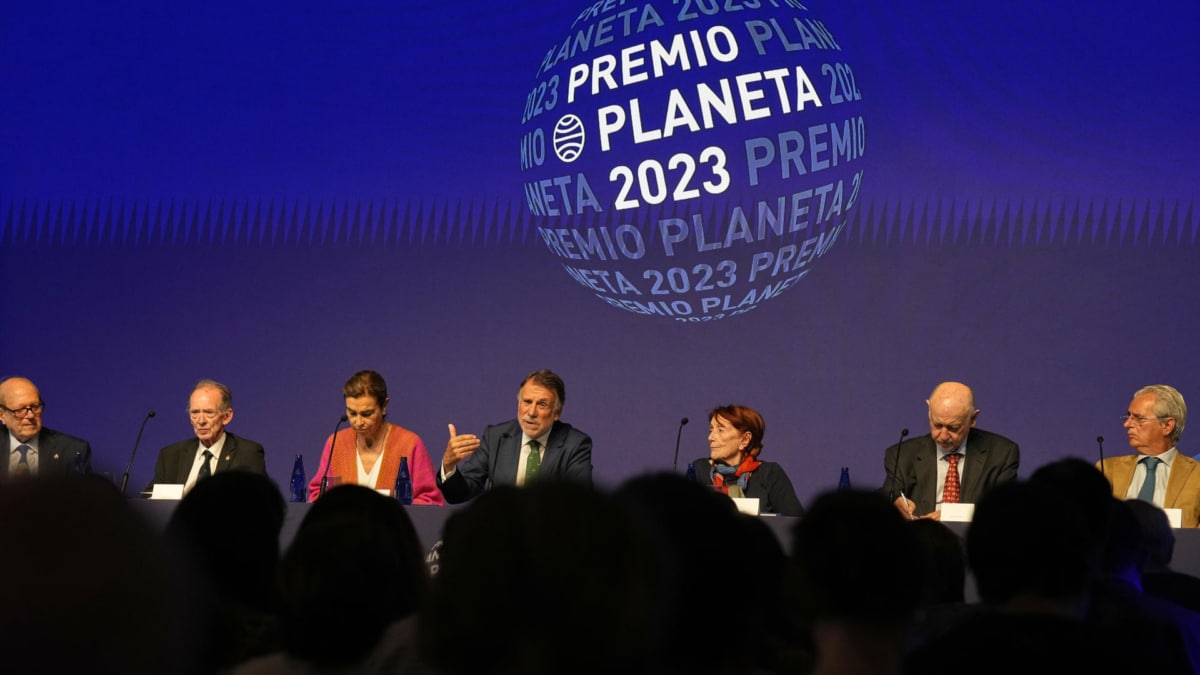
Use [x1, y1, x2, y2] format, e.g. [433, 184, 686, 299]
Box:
[691, 404, 803, 516]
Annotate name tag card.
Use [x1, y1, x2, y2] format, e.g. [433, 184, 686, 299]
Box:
[1165, 507, 1183, 528]
[150, 483, 184, 500]
[731, 497, 761, 516]
[940, 503, 975, 522]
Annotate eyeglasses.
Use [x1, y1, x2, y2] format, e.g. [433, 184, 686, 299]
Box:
[188, 409, 225, 421]
[1, 403, 44, 418]
[1120, 414, 1167, 425]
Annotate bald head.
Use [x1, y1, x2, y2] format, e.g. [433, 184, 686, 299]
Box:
[0, 377, 38, 405]
[0, 377, 44, 443]
[926, 382, 978, 452]
[928, 382, 974, 415]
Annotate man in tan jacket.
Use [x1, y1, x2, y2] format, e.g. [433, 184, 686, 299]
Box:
[1099, 384, 1200, 528]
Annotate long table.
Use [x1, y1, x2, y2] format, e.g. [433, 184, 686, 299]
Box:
[131, 501, 1200, 579]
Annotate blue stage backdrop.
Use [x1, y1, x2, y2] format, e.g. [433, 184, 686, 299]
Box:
[2, 1, 1197, 503]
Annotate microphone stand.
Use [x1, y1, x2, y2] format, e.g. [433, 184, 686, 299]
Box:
[119, 411, 156, 496]
[889, 427, 910, 501]
[672, 417, 689, 472]
[318, 415, 348, 498]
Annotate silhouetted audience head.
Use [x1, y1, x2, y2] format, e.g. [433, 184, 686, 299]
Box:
[424, 482, 656, 675]
[166, 470, 286, 611]
[1028, 457, 1115, 553]
[792, 490, 921, 627]
[910, 518, 966, 605]
[1126, 498, 1175, 571]
[1101, 498, 1152, 583]
[966, 480, 1092, 609]
[275, 484, 428, 669]
[613, 472, 748, 674]
[0, 476, 203, 675]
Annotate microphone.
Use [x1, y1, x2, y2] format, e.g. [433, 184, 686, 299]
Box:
[672, 417, 689, 473]
[318, 415, 348, 498]
[487, 432, 510, 491]
[888, 427, 910, 501]
[119, 410, 156, 496]
[1097, 435, 1107, 482]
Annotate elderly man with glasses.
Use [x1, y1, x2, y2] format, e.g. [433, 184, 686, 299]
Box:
[881, 381, 1020, 520]
[0, 376, 92, 479]
[148, 379, 266, 495]
[1099, 384, 1200, 528]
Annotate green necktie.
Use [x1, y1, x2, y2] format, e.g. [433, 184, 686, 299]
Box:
[524, 440, 541, 485]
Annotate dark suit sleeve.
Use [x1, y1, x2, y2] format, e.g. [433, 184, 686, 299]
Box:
[759, 464, 804, 517]
[56, 433, 92, 475]
[879, 439, 937, 515]
[561, 428, 593, 486]
[230, 437, 267, 474]
[36, 429, 92, 477]
[147, 444, 173, 493]
[76, 440, 93, 475]
[879, 442, 913, 501]
[995, 441, 1019, 485]
[975, 436, 1019, 496]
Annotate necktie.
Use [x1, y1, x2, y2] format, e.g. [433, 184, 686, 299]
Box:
[524, 440, 541, 485]
[943, 453, 961, 504]
[13, 444, 31, 477]
[197, 450, 214, 481]
[1138, 456, 1161, 504]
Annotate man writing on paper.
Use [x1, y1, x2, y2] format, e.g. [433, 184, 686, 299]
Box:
[1099, 384, 1200, 527]
[881, 381, 1020, 520]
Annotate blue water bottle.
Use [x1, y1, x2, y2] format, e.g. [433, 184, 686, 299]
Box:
[395, 456, 413, 505]
[838, 466, 851, 491]
[289, 454, 307, 503]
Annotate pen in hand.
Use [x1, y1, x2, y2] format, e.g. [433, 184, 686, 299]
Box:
[900, 492, 916, 520]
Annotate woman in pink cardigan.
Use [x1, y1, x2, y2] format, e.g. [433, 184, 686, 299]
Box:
[307, 370, 444, 504]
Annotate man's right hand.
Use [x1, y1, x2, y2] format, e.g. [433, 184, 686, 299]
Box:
[442, 423, 481, 475]
[893, 495, 917, 520]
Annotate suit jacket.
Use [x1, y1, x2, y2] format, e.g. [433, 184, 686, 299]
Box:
[691, 458, 805, 516]
[1098, 453, 1200, 528]
[880, 427, 1019, 516]
[436, 419, 592, 504]
[150, 432, 267, 488]
[0, 427, 92, 479]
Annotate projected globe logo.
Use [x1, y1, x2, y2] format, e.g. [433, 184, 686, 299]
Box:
[520, 3, 866, 322]
[553, 114, 586, 162]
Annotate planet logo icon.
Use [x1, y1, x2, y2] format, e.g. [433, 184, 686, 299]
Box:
[553, 114, 585, 163]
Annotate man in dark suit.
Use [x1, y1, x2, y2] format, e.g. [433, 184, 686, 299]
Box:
[438, 369, 592, 504]
[1, 376, 92, 479]
[881, 381, 1019, 519]
[149, 379, 266, 494]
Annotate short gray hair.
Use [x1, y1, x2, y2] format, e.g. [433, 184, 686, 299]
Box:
[193, 379, 233, 411]
[1135, 384, 1187, 443]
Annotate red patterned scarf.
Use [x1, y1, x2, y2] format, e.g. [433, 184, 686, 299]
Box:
[711, 455, 762, 494]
